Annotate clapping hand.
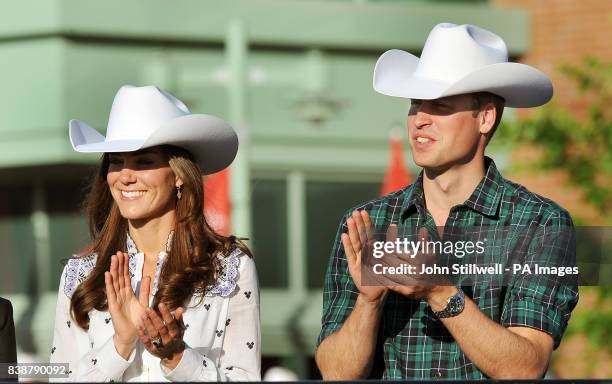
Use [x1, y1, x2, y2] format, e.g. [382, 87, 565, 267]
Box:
[341, 210, 389, 304]
[343, 211, 444, 301]
[104, 251, 151, 355]
[137, 303, 186, 369]
[378, 226, 442, 298]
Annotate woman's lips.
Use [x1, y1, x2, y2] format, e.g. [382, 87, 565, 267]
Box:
[120, 190, 146, 200]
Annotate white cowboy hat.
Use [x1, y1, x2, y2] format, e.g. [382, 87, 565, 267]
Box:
[373, 23, 553, 108]
[69, 85, 238, 175]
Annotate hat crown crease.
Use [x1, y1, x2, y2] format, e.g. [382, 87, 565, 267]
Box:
[106, 85, 190, 141]
[414, 23, 508, 83]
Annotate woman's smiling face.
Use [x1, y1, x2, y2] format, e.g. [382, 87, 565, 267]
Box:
[106, 147, 180, 221]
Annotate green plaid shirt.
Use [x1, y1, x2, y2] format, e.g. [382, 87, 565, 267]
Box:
[317, 157, 579, 380]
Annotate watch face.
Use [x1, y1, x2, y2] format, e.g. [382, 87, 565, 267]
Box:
[448, 296, 463, 313]
[434, 290, 465, 318]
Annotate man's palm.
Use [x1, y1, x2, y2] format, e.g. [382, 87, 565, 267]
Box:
[342, 210, 388, 303]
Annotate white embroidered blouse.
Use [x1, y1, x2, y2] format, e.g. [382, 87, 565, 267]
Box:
[49, 234, 261, 382]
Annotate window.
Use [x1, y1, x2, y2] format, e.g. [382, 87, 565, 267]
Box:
[251, 178, 289, 288]
[46, 181, 90, 290]
[306, 180, 380, 288]
[0, 185, 35, 294]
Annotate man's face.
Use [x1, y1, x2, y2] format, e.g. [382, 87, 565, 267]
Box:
[407, 94, 482, 171]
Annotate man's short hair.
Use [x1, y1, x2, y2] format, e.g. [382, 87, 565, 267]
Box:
[470, 92, 505, 144]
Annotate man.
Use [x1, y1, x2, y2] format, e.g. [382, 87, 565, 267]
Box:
[315, 23, 578, 380]
[0, 297, 17, 380]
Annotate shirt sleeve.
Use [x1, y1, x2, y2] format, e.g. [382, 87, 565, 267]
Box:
[49, 263, 135, 382]
[160, 253, 261, 381]
[501, 208, 579, 349]
[317, 212, 359, 348]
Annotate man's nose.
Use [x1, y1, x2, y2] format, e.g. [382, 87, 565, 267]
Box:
[413, 106, 431, 129]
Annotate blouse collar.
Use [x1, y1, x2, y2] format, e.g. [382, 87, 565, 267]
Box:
[126, 230, 174, 257]
[125, 230, 174, 295]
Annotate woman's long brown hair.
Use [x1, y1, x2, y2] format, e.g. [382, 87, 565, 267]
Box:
[70, 145, 250, 330]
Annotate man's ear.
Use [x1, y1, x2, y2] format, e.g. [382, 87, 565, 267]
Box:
[479, 102, 496, 136]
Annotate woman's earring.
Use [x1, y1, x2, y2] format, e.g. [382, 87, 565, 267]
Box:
[176, 185, 183, 200]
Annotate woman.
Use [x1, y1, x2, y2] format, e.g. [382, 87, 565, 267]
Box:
[50, 85, 260, 381]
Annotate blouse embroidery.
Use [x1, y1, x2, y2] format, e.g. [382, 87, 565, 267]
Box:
[64, 253, 97, 298]
[152, 252, 167, 295]
[202, 248, 242, 297]
[64, 232, 241, 299]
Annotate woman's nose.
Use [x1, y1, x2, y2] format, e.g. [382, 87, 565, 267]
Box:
[119, 167, 136, 184]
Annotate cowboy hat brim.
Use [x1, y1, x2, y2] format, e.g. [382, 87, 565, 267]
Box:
[69, 114, 238, 175]
[373, 49, 553, 108]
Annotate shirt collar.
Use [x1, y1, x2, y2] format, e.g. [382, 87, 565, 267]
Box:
[400, 171, 425, 219]
[401, 156, 504, 219]
[463, 157, 504, 217]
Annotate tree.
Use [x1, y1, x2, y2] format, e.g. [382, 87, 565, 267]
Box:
[499, 57, 611, 357]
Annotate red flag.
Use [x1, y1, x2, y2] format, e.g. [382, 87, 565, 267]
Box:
[381, 133, 412, 196]
[204, 169, 231, 236]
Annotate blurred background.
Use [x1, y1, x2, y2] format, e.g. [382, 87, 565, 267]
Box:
[0, 0, 609, 380]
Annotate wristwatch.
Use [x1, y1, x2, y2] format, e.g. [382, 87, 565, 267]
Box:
[432, 288, 465, 318]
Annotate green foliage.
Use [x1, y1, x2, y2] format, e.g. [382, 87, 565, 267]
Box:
[498, 56, 612, 218]
[564, 286, 612, 350]
[500, 57, 612, 351]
